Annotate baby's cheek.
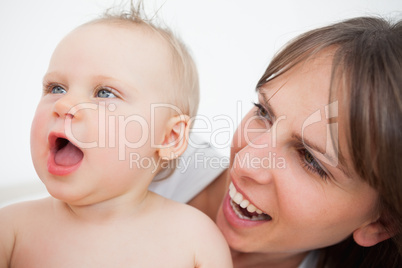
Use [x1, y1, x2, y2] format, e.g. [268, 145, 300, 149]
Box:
[30, 108, 49, 170]
[30, 108, 47, 145]
[122, 117, 152, 146]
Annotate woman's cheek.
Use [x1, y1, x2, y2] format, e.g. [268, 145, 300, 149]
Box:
[230, 109, 257, 159]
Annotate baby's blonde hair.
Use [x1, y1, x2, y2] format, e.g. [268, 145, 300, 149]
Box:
[90, 1, 200, 119]
[86, 1, 199, 179]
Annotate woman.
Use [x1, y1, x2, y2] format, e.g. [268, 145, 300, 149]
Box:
[151, 16, 402, 267]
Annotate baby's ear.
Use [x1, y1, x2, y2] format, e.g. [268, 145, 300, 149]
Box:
[353, 218, 394, 247]
[158, 115, 190, 160]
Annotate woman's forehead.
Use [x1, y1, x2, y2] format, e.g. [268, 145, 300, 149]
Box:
[258, 52, 353, 172]
[260, 54, 334, 109]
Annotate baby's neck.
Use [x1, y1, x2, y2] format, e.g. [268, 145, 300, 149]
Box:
[55, 190, 154, 224]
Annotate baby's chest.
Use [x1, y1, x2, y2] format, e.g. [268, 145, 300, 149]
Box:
[10, 224, 195, 267]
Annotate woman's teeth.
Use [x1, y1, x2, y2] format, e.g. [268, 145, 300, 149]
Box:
[229, 182, 271, 221]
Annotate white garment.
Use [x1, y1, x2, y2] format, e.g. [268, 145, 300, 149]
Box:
[149, 135, 228, 203]
[298, 251, 319, 268]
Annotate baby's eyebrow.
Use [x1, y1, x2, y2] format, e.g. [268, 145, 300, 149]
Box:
[92, 74, 118, 81]
[42, 71, 62, 82]
[92, 74, 138, 93]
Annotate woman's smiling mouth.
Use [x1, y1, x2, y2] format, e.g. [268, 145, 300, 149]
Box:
[228, 182, 272, 221]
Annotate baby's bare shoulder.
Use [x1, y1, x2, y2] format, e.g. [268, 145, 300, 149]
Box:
[0, 197, 54, 224]
[1, 197, 52, 212]
[146, 194, 220, 241]
[155, 197, 232, 267]
[156, 195, 214, 225]
[0, 197, 54, 266]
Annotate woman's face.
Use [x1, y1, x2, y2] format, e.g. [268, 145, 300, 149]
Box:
[216, 51, 379, 255]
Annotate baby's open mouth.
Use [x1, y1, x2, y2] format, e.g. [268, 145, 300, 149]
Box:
[51, 136, 84, 166]
[229, 182, 272, 221]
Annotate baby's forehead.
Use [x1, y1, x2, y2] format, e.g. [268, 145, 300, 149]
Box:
[49, 19, 178, 86]
[74, 20, 163, 43]
[59, 20, 175, 66]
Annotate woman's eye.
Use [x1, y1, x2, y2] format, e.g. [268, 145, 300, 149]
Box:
[97, 89, 116, 98]
[254, 102, 271, 121]
[50, 85, 66, 94]
[300, 149, 329, 180]
[305, 150, 315, 164]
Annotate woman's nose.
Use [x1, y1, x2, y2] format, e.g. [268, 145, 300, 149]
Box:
[232, 129, 278, 185]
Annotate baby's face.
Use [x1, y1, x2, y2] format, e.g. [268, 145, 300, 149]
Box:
[30, 22, 175, 205]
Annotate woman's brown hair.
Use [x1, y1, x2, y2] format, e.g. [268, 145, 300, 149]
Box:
[257, 16, 402, 267]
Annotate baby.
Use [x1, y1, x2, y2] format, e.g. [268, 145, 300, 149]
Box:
[0, 5, 232, 268]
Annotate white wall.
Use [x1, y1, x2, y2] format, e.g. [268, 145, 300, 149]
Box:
[1, 0, 401, 205]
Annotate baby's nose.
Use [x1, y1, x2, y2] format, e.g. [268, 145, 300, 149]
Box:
[52, 94, 87, 120]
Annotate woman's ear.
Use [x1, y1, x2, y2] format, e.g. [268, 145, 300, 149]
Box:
[353, 219, 393, 247]
[158, 115, 190, 160]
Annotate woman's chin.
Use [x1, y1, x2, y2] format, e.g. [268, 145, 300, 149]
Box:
[216, 204, 253, 253]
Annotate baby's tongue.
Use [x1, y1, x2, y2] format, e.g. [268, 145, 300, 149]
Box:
[54, 142, 83, 166]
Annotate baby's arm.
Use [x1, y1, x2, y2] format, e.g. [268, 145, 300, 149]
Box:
[191, 212, 233, 268]
[0, 205, 17, 267]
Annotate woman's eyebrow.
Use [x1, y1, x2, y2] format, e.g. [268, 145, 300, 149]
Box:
[259, 91, 277, 121]
[259, 83, 352, 179]
[258, 81, 288, 119]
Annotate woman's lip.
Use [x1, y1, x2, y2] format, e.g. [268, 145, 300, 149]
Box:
[230, 177, 255, 207]
[222, 193, 271, 229]
[229, 172, 265, 214]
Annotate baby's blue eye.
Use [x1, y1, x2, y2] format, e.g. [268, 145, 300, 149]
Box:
[51, 85, 66, 94]
[97, 89, 116, 98]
